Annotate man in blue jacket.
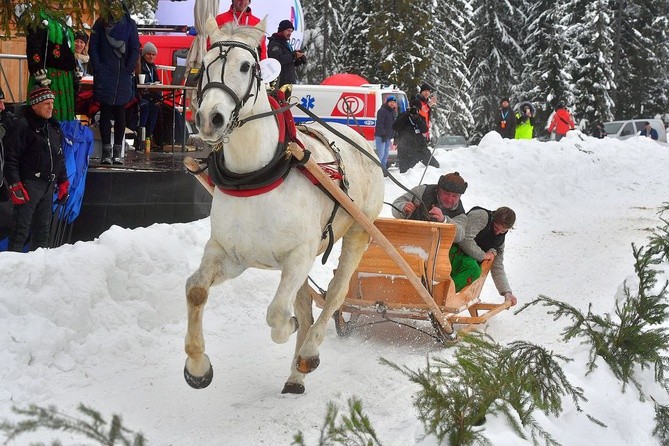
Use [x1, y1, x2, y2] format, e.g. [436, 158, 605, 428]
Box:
[374, 96, 397, 170]
[639, 122, 659, 140]
[88, 1, 140, 165]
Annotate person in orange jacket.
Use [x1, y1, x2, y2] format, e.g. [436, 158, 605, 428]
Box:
[547, 103, 575, 141]
[215, 0, 267, 59]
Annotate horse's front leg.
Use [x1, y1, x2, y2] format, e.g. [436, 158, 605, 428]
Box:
[282, 282, 314, 394]
[266, 246, 314, 344]
[184, 238, 238, 389]
[296, 228, 369, 374]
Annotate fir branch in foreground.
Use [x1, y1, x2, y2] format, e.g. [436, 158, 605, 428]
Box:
[292, 398, 383, 446]
[648, 202, 669, 262]
[382, 334, 585, 446]
[0, 404, 145, 446]
[516, 238, 669, 395]
[653, 397, 669, 446]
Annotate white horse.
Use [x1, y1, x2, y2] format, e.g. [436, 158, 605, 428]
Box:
[184, 17, 384, 393]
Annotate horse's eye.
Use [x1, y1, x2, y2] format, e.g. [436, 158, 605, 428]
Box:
[240, 61, 251, 73]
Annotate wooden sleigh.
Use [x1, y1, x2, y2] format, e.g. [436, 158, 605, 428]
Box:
[185, 142, 510, 345]
[306, 218, 511, 344]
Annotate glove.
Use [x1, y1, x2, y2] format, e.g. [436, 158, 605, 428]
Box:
[34, 68, 52, 87]
[9, 182, 30, 205]
[381, 137, 388, 143]
[74, 67, 83, 82]
[56, 180, 69, 204]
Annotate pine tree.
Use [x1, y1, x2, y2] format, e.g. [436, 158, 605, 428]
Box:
[518, 0, 575, 129]
[466, 0, 524, 142]
[612, 0, 669, 119]
[367, 0, 432, 90]
[427, 0, 474, 139]
[571, 0, 616, 126]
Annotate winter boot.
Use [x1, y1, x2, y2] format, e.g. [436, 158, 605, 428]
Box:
[101, 144, 112, 165]
[112, 144, 123, 165]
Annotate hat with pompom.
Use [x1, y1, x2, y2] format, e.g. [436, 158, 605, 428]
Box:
[28, 86, 55, 106]
[437, 172, 468, 194]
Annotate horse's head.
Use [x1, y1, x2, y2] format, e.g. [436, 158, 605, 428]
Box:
[196, 17, 266, 144]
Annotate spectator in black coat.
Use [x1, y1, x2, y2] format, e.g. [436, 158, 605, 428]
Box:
[88, 2, 140, 165]
[495, 97, 516, 139]
[268, 20, 306, 89]
[3, 87, 69, 252]
[374, 96, 397, 169]
[393, 99, 439, 173]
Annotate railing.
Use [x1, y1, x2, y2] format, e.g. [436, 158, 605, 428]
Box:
[0, 53, 28, 103]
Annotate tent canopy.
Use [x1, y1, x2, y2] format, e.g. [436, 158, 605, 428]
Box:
[320, 73, 369, 86]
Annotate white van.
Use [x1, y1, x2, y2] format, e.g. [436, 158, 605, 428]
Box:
[603, 119, 667, 142]
[290, 84, 409, 142]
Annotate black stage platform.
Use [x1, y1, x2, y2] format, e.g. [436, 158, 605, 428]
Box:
[70, 147, 213, 242]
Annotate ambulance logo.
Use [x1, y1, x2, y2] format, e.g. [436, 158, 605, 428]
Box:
[333, 94, 365, 116]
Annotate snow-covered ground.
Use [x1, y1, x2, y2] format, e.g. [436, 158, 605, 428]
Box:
[1, 131, 668, 445]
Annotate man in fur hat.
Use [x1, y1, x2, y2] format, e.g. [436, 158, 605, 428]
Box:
[391, 172, 468, 242]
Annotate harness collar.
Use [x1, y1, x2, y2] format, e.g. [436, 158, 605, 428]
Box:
[211, 94, 298, 197]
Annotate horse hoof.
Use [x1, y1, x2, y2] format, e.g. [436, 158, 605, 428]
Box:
[296, 355, 320, 374]
[184, 361, 214, 389]
[281, 382, 305, 394]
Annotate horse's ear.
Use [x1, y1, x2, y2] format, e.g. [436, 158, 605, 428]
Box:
[257, 16, 268, 35]
[205, 15, 219, 39]
[250, 16, 268, 45]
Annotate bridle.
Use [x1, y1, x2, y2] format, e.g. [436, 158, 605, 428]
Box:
[197, 39, 263, 137]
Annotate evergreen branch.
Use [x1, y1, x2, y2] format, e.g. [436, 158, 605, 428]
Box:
[0, 404, 145, 446]
[383, 334, 584, 446]
[292, 398, 382, 446]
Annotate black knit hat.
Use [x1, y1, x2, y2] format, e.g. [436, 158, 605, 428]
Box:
[438, 172, 468, 194]
[74, 30, 89, 44]
[278, 20, 294, 32]
[420, 83, 432, 92]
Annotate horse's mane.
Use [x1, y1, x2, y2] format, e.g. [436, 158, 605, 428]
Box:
[207, 17, 266, 49]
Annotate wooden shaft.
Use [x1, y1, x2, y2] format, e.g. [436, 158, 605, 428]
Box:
[183, 157, 215, 196]
[288, 144, 455, 335]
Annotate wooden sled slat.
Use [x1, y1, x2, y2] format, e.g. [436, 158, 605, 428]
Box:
[331, 217, 510, 343]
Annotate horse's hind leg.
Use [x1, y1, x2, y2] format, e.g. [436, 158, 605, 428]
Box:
[184, 238, 233, 389]
[295, 227, 369, 375]
[282, 282, 314, 394]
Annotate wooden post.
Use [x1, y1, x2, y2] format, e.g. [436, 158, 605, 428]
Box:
[286, 143, 455, 337]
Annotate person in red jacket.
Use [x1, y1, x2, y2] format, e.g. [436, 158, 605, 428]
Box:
[547, 103, 575, 141]
[215, 0, 267, 59]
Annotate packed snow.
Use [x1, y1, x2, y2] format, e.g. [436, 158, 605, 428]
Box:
[1, 131, 668, 445]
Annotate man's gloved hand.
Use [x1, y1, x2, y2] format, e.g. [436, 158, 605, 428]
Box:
[56, 180, 69, 204]
[9, 182, 30, 205]
[34, 69, 52, 87]
[381, 137, 388, 143]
